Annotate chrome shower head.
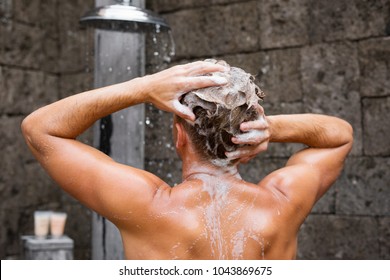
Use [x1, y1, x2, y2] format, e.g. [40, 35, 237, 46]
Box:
[80, 2, 170, 32]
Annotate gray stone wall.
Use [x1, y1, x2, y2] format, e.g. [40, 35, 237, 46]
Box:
[1, 0, 389, 260]
[146, 0, 390, 259]
[0, 0, 94, 259]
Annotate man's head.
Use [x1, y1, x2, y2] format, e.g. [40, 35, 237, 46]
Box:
[176, 59, 265, 166]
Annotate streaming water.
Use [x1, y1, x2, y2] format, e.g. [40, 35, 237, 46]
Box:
[147, 25, 175, 71]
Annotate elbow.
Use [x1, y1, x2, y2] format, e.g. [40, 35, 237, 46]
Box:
[345, 120, 354, 144]
[21, 115, 32, 141]
[21, 112, 44, 153]
[341, 119, 354, 149]
[21, 114, 36, 148]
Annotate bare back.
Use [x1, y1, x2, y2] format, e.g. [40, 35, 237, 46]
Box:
[21, 61, 353, 261]
[119, 176, 300, 260]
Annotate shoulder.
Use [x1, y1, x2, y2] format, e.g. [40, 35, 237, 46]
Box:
[258, 165, 319, 219]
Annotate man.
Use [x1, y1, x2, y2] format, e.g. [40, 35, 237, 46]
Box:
[21, 60, 353, 259]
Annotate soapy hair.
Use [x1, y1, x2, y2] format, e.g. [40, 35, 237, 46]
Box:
[178, 59, 265, 166]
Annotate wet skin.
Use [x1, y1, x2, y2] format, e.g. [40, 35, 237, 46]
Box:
[21, 61, 353, 259]
[120, 175, 299, 260]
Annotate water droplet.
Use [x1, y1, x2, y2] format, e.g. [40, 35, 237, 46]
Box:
[108, 67, 113, 72]
[126, 66, 131, 71]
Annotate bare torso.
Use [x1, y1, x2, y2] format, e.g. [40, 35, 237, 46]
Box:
[119, 175, 300, 260]
[21, 61, 353, 261]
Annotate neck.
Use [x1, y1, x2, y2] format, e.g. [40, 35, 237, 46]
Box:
[182, 158, 241, 182]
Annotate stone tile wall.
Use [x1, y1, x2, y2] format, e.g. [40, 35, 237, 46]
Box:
[146, 0, 390, 259]
[1, 0, 388, 260]
[0, 0, 94, 259]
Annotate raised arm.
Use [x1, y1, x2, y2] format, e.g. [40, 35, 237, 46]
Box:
[21, 61, 228, 223]
[267, 114, 352, 191]
[264, 114, 353, 213]
[231, 113, 353, 215]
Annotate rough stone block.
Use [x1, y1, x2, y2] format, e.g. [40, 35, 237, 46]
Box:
[359, 38, 390, 97]
[0, 67, 59, 115]
[262, 101, 304, 116]
[58, 29, 92, 73]
[222, 48, 302, 104]
[39, 0, 59, 37]
[59, 72, 93, 99]
[239, 157, 288, 184]
[257, 0, 309, 48]
[0, 117, 63, 210]
[148, 0, 208, 12]
[58, 0, 94, 31]
[298, 215, 379, 259]
[1, 22, 45, 69]
[378, 217, 390, 259]
[0, 207, 23, 258]
[56, 0, 94, 74]
[0, 116, 34, 190]
[149, 0, 242, 13]
[62, 203, 91, 259]
[0, 0, 12, 18]
[263, 142, 305, 160]
[41, 35, 60, 73]
[165, 2, 259, 58]
[0, 66, 4, 97]
[308, 0, 388, 43]
[335, 157, 390, 216]
[362, 97, 390, 156]
[301, 42, 362, 155]
[0, 22, 4, 57]
[312, 186, 336, 214]
[1, 156, 61, 210]
[363, 97, 390, 156]
[0, 20, 59, 71]
[13, 0, 41, 24]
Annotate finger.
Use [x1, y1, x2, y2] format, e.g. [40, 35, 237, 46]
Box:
[225, 148, 253, 160]
[253, 141, 269, 154]
[232, 130, 267, 145]
[173, 100, 195, 121]
[186, 61, 229, 76]
[187, 75, 228, 90]
[240, 116, 268, 132]
[226, 142, 268, 160]
[178, 75, 228, 93]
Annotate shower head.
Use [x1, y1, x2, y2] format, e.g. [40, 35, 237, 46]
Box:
[80, 3, 170, 32]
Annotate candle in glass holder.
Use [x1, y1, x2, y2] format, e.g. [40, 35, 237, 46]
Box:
[50, 212, 67, 237]
[34, 211, 51, 239]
